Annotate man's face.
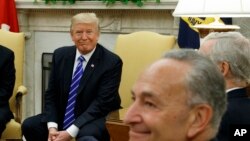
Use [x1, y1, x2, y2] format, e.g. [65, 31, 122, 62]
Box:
[124, 59, 193, 141]
[70, 23, 99, 54]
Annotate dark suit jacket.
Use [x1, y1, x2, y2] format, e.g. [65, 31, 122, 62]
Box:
[42, 44, 122, 139]
[216, 88, 250, 141]
[0, 45, 15, 134]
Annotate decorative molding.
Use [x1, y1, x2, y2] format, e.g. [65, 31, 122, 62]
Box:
[99, 14, 122, 32]
[17, 7, 176, 34]
[16, 0, 178, 10]
[16, 0, 177, 34]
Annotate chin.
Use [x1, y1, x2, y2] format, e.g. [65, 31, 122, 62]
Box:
[129, 137, 149, 141]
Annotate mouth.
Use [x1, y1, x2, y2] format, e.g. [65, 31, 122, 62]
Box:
[129, 129, 151, 140]
[78, 44, 89, 48]
[79, 43, 87, 45]
[78, 41, 87, 45]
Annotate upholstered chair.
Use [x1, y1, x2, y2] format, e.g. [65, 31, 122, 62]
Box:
[106, 31, 177, 141]
[0, 29, 27, 140]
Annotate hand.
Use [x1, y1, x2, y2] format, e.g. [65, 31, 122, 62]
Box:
[48, 127, 59, 141]
[54, 131, 72, 141]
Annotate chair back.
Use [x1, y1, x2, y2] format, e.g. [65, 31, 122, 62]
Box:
[0, 29, 25, 116]
[114, 31, 177, 108]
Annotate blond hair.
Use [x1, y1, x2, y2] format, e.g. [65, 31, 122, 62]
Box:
[70, 13, 100, 32]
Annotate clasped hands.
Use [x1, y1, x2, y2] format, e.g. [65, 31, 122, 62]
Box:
[48, 127, 73, 141]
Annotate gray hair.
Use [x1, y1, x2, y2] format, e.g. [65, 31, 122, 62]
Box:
[164, 49, 226, 131]
[70, 13, 100, 32]
[201, 32, 250, 84]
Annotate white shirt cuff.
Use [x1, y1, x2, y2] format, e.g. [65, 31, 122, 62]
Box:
[47, 122, 58, 129]
[66, 124, 79, 138]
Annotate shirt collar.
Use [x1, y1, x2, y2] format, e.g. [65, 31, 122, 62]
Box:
[226, 87, 244, 93]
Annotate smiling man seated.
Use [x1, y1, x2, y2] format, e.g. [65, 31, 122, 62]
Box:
[124, 49, 227, 141]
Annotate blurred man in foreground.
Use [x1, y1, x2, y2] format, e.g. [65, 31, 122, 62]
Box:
[124, 49, 227, 141]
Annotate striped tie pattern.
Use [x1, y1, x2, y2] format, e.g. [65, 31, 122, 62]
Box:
[63, 56, 85, 129]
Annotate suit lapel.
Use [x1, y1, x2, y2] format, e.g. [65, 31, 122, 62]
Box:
[77, 45, 101, 94]
[63, 47, 76, 96]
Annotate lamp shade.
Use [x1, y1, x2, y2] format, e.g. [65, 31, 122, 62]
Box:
[173, 0, 250, 17]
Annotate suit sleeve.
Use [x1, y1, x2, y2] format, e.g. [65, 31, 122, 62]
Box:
[74, 56, 122, 129]
[0, 50, 15, 107]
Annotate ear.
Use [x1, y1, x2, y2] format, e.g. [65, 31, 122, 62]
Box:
[96, 31, 100, 41]
[218, 61, 230, 77]
[70, 30, 74, 41]
[187, 104, 213, 139]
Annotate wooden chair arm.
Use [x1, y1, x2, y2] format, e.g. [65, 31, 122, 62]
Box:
[15, 85, 27, 123]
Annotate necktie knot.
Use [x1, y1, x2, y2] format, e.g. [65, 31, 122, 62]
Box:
[78, 56, 85, 63]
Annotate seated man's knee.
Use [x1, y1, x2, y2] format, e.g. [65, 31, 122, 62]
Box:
[77, 136, 98, 141]
[21, 117, 37, 136]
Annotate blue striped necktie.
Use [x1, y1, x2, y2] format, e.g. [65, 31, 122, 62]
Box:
[63, 56, 85, 129]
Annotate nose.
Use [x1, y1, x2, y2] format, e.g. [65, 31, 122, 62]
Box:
[124, 102, 141, 125]
[80, 32, 88, 39]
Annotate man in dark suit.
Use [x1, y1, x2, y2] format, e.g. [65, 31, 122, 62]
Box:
[22, 13, 122, 141]
[199, 32, 250, 141]
[0, 45, 15, 137]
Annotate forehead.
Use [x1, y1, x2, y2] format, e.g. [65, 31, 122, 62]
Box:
[133, 59, 190, 101]
[71, 23, 98, 30]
